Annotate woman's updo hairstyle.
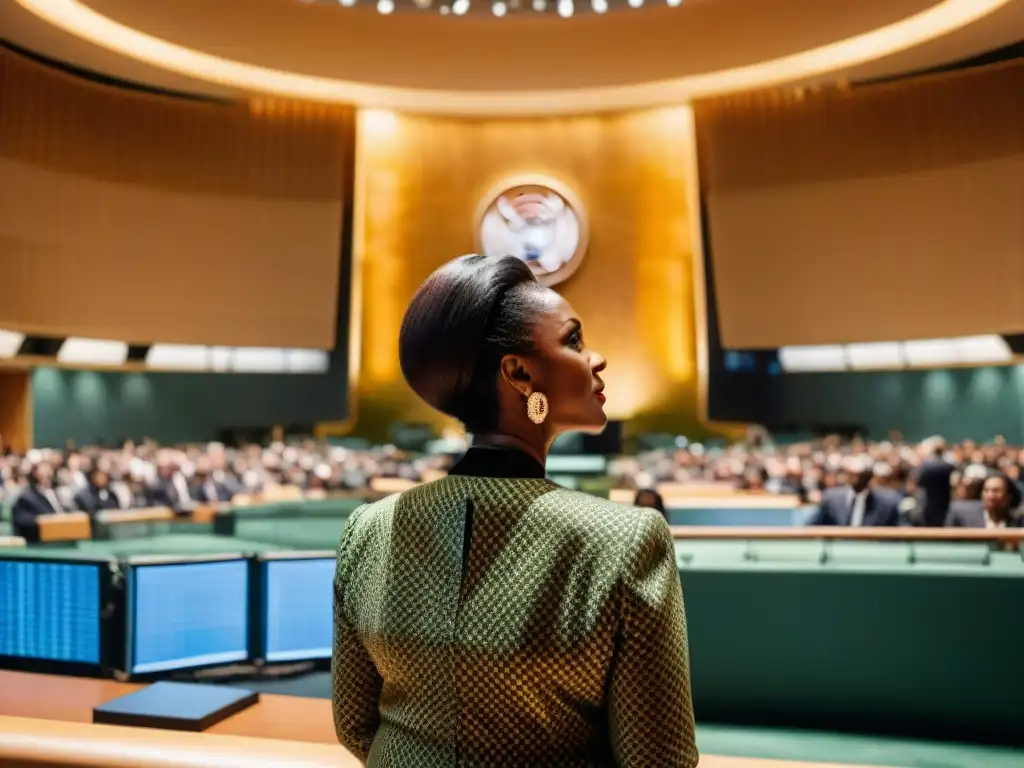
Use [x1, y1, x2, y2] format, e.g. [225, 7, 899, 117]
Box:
[399, 254, 543, 433]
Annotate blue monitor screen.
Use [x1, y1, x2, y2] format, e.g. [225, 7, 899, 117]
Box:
[129, 559, 249, 674]
[263, 558, 334, 663]
[0, 559, 101, 665]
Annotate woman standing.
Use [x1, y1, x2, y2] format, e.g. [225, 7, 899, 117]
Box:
[332, 254, 697, 767]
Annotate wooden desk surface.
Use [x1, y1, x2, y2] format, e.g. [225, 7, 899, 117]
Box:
[0, 671, 897, 768]
[0, 671, 336, 745]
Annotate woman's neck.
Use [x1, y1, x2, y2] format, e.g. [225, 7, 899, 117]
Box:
[472, 432, 547, 468]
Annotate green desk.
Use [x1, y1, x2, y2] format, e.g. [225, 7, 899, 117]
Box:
[678, 544, 1024, 744]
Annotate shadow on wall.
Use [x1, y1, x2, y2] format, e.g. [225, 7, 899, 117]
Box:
[31, 367, 349, 447]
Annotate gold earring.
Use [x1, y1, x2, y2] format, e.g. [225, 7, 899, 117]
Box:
[526, 391, 549, 425]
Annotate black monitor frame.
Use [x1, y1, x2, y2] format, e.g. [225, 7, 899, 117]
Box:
[121, 553, 252, 679]
[253, 550, 334, 666]
[0, 553, 118, 677]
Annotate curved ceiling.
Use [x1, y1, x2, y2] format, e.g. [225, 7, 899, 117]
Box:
[3, 0, 1023, 114]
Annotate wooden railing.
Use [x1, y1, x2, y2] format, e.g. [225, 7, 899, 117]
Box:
[0, 715, 883, 768]
[32, 504, 227, 543]
[670, 526, 1024, 542]
[0, 716, 356, 768]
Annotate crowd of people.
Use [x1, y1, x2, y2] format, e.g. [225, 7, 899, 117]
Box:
[2, 433, 1022, 541]
[0, 440, 453, 541]
[612, 433, 1024, 528]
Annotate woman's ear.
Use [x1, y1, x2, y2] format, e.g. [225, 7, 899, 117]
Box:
[499, 354, 532, 397]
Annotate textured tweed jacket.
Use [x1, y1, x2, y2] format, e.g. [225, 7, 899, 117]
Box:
[332, 448, 698, 767]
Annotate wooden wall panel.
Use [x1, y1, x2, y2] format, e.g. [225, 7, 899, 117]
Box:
[0, 371, 31, 453]
[0, 49, 352, 349]
[696, 60, 1024, 348]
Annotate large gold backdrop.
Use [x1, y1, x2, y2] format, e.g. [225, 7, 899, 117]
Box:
[352, 107, 703, 439]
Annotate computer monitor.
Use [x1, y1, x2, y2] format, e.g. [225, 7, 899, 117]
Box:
[259, 553, 335, 663]
[125, 556, 250, 675]
[0, 555, 107, 673]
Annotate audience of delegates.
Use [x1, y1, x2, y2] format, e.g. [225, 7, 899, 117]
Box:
[1, 433, 1022, 540]
[0, 439, 453, 541]
[610, 433, 1023, 528]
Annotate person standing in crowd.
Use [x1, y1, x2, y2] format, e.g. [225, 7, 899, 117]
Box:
[332, 255, 698, 767]
[912, 436, 955, 526]
[809, 459, 901, 526]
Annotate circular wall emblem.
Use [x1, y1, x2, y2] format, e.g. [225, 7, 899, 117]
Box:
[476, 175, 589, 287]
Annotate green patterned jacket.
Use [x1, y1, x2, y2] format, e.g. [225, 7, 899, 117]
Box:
[332, 458, 697, 767]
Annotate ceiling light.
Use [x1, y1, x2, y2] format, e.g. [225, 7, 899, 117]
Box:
[0, 330, 25, 358]
[532, 0, 546, 9]
[778, 345, 847, 372]
[413, 0, 432, 6]
[556, 0, 572, 17]
[58, 338, 129, 366]
[666, 0, 682, 5]
[492, 1, 506, 14]
[452, 0, 469, 14]
[376, 0, 394, 12]
[591, 0, 607, 12]
[439, 4, 450, 12]
[339, 0, 357, 6]
[16, 0, 1012, 115]
[627, 0, 643, 7]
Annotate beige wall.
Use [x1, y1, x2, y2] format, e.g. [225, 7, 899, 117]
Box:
[353, 107, 703, 437]
[697, 60, 1024, 348]
[0, 48, 352, 349]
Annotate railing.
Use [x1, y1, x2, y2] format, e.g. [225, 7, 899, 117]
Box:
[670, 526, 1024, 542]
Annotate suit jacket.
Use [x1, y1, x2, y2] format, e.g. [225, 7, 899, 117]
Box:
[74, 485, 123, 516]
[913, 459, 955, 527]
[191, 478, 233, 503]
[945, 500, 1024, 528]
[332, 447, 697, 767]
[146, 475, 194, 512]
[11, 486, 60, 543]
[810, 486, 901, 527]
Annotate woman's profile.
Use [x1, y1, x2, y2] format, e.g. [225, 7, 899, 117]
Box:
[332, 254, 698, 766]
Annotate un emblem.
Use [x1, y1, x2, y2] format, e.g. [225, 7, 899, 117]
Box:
[476, 176, 589, 287]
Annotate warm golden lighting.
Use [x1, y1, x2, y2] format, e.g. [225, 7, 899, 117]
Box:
[15, 0, 1013, 115]
[349, 107, 704, 436]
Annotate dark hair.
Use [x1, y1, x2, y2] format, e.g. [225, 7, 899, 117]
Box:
[399, 254, 543, 433]
[985, 472, 1023, 509]
[634, 488, 666, 515]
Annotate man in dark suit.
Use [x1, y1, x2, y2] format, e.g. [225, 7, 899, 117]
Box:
[12, 462, 65, 543]
[73, 467, 124, 516]
[146, 453, 195, 514]
[912, 436, 955, 527]
[809, 462, 901, 527]
[190, 459, 234, 503]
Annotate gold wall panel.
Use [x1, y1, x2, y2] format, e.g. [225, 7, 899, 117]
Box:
[353, 107, 703, 439]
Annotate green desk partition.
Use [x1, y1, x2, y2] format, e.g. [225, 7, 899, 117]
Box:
[214, 498, 364, 548]
[679, 556, 1024, 744]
